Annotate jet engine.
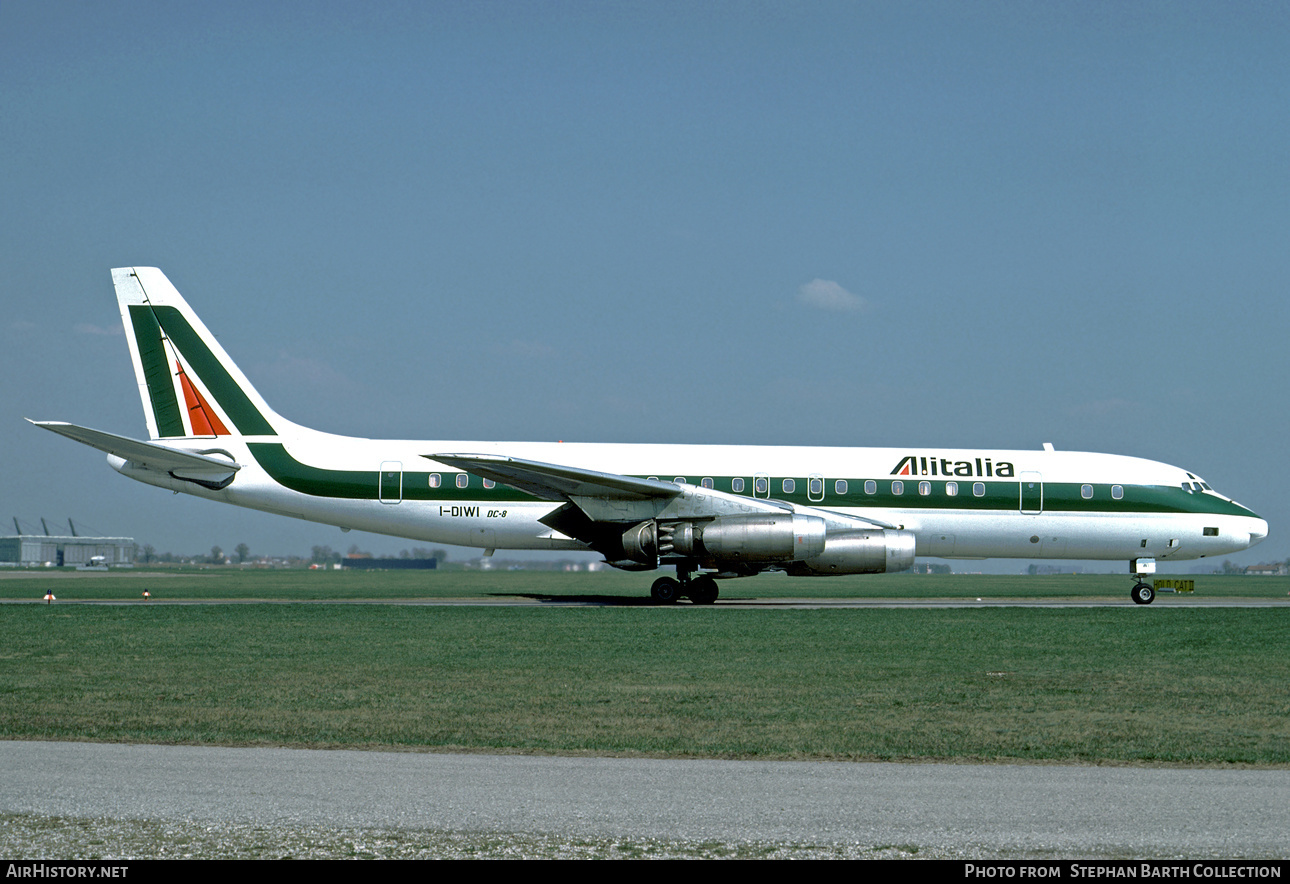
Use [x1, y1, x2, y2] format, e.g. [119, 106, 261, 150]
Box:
[621, 515, 915, 575]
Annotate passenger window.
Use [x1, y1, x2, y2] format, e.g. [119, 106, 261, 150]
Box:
[892, 481, 904, 495]
[918, 481, 930, 496]
[732, 477, 745, 493]
[456, 473, 468, 489]
[864, 480, 877, 495]
[782, 478, 796, 494]
[973, 482, 985, 497]
[482, 479, 495, 489]
[755, 477, 768, 495]
[1081, 484, 1093, 499]
[836, 479, 848, 495]
[809, 477, 823, 496]
[673, 477, 687, 485]
[429, 473, 441, 488]
[946, 481, 958, 496]
[1112, 485, 1124, 500]
[701, 477, 713, 489]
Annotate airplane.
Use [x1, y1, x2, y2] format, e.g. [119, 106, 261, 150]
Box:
[32, 267, 1268, 605]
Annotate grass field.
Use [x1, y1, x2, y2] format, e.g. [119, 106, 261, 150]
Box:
[3, 566, 1290, 601]
[1, 570, 1287, 765]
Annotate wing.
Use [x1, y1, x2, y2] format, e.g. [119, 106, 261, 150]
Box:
[429, 451, 816, 524]
[428, 452, 690, 522]
[429, 453, 678, 501]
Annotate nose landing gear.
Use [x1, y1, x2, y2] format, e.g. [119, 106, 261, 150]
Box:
[1129, 557, 1157, 605]
[1130, 582, 1155, 605]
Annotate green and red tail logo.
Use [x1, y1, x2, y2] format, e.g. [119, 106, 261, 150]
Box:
[129, 303, 275, 439]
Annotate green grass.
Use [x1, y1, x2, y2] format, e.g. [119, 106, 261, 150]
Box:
[1, 585, 1287, 765]
[2, 567, 1289, 601]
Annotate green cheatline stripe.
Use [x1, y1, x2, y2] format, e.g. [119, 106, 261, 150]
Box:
[129, 306, 185, 437]
[249, 443, 376, 498]
[248, 443, 530, 501]
[149, 305, 276, 437]
[245, 443, 1253, 518]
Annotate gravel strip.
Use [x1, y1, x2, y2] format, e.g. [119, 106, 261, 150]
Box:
[1, 812, 946, 859]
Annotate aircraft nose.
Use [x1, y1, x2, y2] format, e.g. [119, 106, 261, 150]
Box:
[1247, 519, 1268, 547]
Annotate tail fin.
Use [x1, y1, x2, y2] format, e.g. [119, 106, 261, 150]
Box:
[114, 267, 280, 440]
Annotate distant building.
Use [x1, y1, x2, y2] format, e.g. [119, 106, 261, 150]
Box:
[0, 533, 135, 567]
[1244, 562, 1288, 576]
[1026, 564, 1083, 575]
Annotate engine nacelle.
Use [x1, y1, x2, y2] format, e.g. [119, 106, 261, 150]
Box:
[621, 517, 914, 574]
[620, 520, 660, 565]
[691, 514, 827, 561]
[785, 529, 917, 576]
[621, 514, 828, 565]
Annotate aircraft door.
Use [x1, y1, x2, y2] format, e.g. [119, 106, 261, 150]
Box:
[1020, 471, 1042, 514]
[380, 461, 402, 504]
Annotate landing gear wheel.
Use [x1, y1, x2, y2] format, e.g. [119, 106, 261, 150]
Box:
[1131, 582, 1155, 605]
[651, 576, 681, 605]
[688, 574, 719, 605]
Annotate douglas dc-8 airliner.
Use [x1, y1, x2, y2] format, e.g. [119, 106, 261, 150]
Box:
[33, 267, 1267, 604]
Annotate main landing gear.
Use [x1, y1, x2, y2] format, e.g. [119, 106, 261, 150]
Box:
[650, 568, 719, 605]
[1130, 582, 1155, 605]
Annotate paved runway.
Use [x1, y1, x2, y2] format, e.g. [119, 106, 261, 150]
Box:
[3, 741, 1287, 857]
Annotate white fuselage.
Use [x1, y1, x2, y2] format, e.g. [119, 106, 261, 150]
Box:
[110, 420, 1268, 564]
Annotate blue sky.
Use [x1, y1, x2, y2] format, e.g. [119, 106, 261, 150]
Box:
[3, 1, 1287, 569]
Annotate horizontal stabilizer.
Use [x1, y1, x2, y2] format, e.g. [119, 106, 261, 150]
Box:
[29, 420, 242, 479]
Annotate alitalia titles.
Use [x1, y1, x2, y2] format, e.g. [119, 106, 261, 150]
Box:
[890, 455, 1015, 478]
